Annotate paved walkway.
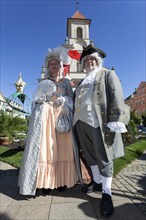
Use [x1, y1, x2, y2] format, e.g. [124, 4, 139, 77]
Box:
[0, 152, 146, 220]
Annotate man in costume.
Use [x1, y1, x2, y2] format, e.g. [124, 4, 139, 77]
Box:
[73, 44, 130, 217]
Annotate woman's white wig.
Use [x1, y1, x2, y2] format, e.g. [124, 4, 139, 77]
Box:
[44, 46, 69, 79]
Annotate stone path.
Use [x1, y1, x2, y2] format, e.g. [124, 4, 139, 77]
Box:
[0, 152, 146, 220]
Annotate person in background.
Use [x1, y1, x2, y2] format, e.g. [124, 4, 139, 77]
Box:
[73, 44, 130, 217]
[18, 46, 80, 196]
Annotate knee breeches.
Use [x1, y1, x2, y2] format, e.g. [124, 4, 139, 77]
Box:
[74, 120, 113, 177]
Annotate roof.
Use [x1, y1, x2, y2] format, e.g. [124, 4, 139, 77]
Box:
[72, 11, 85, 19]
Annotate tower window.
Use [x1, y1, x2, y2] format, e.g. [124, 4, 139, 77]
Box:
[77, 61, 82, 72]
[77, 27, 82, 38]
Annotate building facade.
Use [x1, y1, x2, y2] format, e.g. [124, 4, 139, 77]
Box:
[125, 81, 146, 116]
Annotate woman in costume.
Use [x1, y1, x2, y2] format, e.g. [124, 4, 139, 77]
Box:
[18, 46, 80, 196]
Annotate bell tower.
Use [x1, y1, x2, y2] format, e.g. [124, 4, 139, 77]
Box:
[66, 10, 91, 50]
[64, 2, 92, 86]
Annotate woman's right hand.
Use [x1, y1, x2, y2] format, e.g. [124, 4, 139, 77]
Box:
[35, 95, 46, 104]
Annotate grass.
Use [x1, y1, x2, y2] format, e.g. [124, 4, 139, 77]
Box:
[0, 146, 24, 168]
[0, 139, 146, 176]
[113, 139, 146, 176]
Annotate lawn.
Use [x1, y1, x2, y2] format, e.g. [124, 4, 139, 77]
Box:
[0, 139, 146, 176]
[0, 146, 24, 168]
[113, 139, 146, 176]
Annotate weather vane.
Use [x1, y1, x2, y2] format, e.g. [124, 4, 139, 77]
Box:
[76, 1, 79, 11]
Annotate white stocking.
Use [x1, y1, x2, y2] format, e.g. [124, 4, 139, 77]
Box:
[101, 175, 112, 196]
[90, 165, 102, 184]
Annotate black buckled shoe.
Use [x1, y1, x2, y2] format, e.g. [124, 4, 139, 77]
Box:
[100, 193, 114, 217]
[82, 180, 102, 193]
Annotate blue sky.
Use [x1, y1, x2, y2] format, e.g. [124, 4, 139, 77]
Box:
[1, 0, 146, 101]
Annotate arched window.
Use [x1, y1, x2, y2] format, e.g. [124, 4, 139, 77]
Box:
[77, 61, 82, 72]
[77, 27, 82, 38]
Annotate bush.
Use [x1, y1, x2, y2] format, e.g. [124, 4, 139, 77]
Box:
[122, 120, 138, 144]
[0, 110, 28, 141]
[122, 112, 140, 144]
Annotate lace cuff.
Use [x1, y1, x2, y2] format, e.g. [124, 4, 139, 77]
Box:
[107, 122, 127, 133]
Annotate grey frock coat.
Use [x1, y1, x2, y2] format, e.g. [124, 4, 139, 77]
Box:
[92, 67, 130, 161]
[74, 67, 130, 162]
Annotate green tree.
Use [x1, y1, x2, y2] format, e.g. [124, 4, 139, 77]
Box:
[130, 111, 142, 125]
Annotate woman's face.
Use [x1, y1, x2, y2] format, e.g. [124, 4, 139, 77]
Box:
[48, 59, 61, 77]
[83, 55, 97, 72]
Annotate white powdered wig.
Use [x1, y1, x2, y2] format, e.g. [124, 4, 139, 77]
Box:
[81, 52, 103, 70]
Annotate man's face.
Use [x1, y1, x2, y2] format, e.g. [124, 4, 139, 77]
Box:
[83, 55, 97, 72]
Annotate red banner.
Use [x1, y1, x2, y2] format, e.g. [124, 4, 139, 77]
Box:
[63, 64, 70, 76]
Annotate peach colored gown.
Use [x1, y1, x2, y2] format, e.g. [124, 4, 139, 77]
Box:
[36, 78, 79, 189]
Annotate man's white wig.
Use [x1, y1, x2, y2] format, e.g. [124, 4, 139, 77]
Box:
[81, 52, 104, 70]
[44, 46, 70, 79]
[80, 44, 106, 70]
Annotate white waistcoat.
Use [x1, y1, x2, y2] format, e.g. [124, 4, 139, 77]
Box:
[73, 70, 99, 128]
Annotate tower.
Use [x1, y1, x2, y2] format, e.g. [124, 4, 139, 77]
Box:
[7, 73, 31, 117]
[64, 9, 92, 86]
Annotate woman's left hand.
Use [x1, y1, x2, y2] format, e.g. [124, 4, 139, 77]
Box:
[53, 97, 66, 108]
